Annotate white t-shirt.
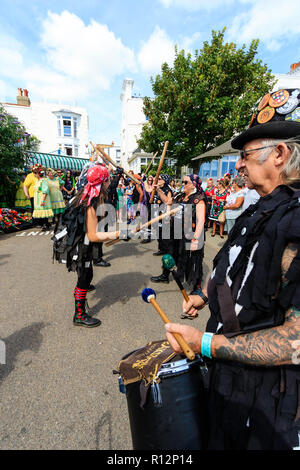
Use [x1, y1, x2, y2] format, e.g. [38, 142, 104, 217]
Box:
[242, 188, 260, 211]
[226, 189, 246, 220]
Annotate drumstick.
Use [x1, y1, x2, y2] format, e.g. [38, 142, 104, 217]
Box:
[105, 206, 181, 247]
[162, 254, 190, 302]
[141, 288, 195, 361]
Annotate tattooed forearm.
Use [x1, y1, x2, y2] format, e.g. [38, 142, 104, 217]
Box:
[212, 308, 300, 366]
[281, 243, 298, 284]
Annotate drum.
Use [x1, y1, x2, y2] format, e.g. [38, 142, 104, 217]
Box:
[119, 353, 208, 450]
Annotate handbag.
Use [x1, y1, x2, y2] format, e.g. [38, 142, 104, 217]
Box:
[218, 210, 226, 224]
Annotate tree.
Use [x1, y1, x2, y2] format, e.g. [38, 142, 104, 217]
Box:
[137, 28, 276, 169]
[0, 105, 40, 206]
[141, 162, 176, 178]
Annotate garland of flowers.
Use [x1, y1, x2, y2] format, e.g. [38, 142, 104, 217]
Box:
[0, 208, 32, 233]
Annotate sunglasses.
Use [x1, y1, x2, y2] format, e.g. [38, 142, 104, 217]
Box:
[239, 145, 275, 160]
[182, 180, 190, 185]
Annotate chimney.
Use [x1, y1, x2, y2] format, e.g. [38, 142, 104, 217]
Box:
[17, 88, 31, 106]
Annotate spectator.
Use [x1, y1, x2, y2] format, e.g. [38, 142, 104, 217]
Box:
[209, 179, 228, 238]
[46, 168, 65, 222]
[204, 178, 215, 228]
[32, 167, 53, 230]
[23, 164, 40, 217]
[61, 169, 76, 203]
[14, 172, 31, 215]
[223, 176, 245, 233]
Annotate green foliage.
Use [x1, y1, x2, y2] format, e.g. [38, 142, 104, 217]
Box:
[0, 105, 40, 206]
[137, 28, 275, 168]
[141, 162, 176, 178]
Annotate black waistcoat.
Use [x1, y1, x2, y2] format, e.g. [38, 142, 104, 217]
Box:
[206, 184, 300, 336]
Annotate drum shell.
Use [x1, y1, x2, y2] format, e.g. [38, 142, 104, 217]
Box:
[125, 357, 207, 450]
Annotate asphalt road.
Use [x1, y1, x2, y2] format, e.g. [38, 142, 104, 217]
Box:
[0, 227, 224, 450]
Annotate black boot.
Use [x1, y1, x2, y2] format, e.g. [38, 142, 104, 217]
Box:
[93, 258, 111, 267]
[73, 299, 101, 328]
[150, 268, 170, 283]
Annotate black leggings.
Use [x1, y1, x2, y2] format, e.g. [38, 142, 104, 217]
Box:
[77, 264, 93, 290]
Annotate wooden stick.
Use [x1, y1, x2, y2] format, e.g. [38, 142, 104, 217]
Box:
[90, 142, 141, 185]
[171, 271, 190, 302]
[149, 141, 169, 204]
[144, 152, 158, 176]
[149, 297, 195, 361]
[104, 206, 181, 247]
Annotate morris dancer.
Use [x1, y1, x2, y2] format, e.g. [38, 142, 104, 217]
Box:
[151, 174, 206, 295]
[57, 164, 125, 328]
[152, 174, 173, 256]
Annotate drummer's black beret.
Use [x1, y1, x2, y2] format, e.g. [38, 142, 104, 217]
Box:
[231, 88, 300, 150]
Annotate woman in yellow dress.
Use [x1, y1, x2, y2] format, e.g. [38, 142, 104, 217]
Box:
[32, 167, 53, 230]
[14, 173, 32, 216]
[46, 168, 65, 222]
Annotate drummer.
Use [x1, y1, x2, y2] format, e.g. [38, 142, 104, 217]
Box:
[165, 89, 300, 450]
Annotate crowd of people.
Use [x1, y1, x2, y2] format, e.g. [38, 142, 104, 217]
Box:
[18, 164, 79, 230]
[204, 172, 260, 238]
[53, 86, 300, 451]
[5, 87, 300, 451]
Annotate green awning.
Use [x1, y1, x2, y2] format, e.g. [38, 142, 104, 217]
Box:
[26, 152, 90, 172]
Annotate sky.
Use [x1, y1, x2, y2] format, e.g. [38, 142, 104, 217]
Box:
[0, 0, 300, 148]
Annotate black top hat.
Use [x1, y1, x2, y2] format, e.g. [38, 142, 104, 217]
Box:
[231, 88, 300, 150]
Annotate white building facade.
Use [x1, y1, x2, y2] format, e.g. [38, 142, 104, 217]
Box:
[2, 89, 90, 158]
[120, 78, 176, 172]
[96, 143, 122, 166]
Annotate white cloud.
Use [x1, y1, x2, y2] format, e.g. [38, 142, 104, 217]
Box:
[41, 11, 136, 92]
[0, 10, 136, 102]
[138, 27, 175, 74]
[159, 0, 234, 11]
[227, 0, 300, 51]
[138, 27, 202, 74]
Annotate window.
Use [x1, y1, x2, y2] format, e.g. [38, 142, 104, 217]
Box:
[221, 161, 228, 176]
[63, 117, 72, 137]
[199, 162, 210, 178]
[64, 146, 72, 156]
[56, 113, 80, 139]
[220, 155, 239, 177]
[210, 161, 217, 177]
[74, 146, 79, 157]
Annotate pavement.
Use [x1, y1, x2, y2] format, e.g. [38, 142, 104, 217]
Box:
[0, 226, 225, 450]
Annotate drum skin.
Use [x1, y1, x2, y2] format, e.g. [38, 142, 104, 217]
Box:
[125, 357, 207, 450]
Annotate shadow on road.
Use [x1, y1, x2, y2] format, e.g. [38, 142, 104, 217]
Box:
[0, 254, 11, 266]
[88, 271, 151, 315]
[104, 239, 158, 262]
[0, 322, 47, 385]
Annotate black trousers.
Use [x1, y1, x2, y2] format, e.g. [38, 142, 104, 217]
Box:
[77, 263, 93, 290]
[76, 245, 94, 290]
[92, 242, 103, 261]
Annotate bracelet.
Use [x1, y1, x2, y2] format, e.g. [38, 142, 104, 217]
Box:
[190, 288, 209, 305]
[201, 332, 214, 358]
